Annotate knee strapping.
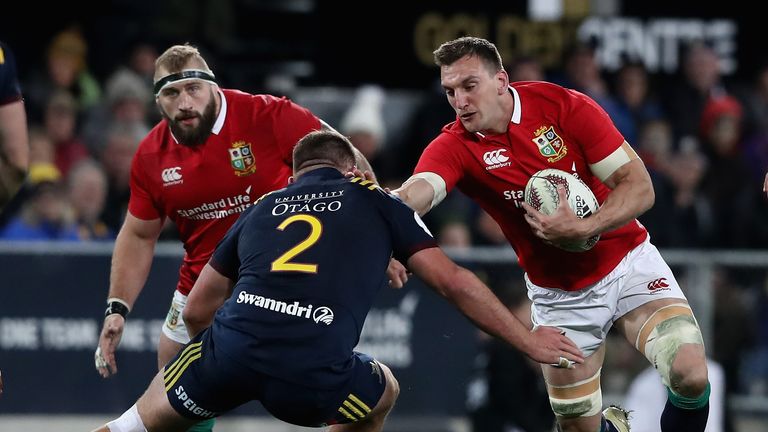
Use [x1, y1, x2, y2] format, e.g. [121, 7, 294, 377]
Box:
[548, 369, 603, 418]
[106, 404, 147, 432]
[636, 303, 704, 388]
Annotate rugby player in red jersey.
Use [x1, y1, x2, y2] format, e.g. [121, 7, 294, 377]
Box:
[392, 37, 710, 432]
[93, 44, 373, 432]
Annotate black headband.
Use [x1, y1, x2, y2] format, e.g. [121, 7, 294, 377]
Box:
[153, 70, 217, 95]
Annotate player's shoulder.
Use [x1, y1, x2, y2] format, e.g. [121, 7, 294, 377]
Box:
[346, 177, 410, 207]
[136, 121, 170, 153]
[513, 80, 575, 101]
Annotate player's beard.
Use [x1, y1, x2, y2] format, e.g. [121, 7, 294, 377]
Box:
[164, 94, 217, 147]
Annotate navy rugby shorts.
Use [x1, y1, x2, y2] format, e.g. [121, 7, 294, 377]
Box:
[163, 328, 387, 427]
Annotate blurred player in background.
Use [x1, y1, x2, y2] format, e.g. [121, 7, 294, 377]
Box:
[391, 36, 710, 432]
[93, 44, 374, 432]
[0, 40, 30, 398]
[0, 41, 30, 213]
[91, 130, 581, 432]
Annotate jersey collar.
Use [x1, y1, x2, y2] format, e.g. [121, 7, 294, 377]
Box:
[472, 86, 522, 141]
[295, 167, 344, 183]
[509, 85, 521, 125]
[211, 88, 227, 135]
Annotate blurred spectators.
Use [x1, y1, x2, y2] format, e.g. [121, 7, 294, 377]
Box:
[82, 68, 151, 153]
[554, 42, 634, 145]
[24, 27, 101, 123]
[611, 61, 665, 145]
[98, 122, 143, 233]
[0, 177, 78, 241]
[340, 84, 387, 174]
[698, 95, 761, 247]
[664, 41, 729, 143]
[67, 158, 113, 241]
[467, 276, 555, 432]
[44, 90, 89, 177]
[507, 55, 545, 82]
[438, 220, 472, 249]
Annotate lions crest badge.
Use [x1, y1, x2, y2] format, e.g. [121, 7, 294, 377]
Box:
[532, 126, 567, 163]
[229, 141, 256, 176]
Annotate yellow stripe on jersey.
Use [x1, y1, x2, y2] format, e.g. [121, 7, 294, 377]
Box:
[164, 352, 202, 391]
[0, 47, 5, 64]
[343, 400, 366, 418]
[254, 190, 276, 205]
[349, 177, 379, 191]
[338, 407, 358, 421]
[164, 342, 202, 383]
[348, 393, 372, 413]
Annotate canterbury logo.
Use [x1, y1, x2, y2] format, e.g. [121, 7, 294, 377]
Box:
[647, 278, 669, 291]
[483, 149, 509, 165]
[161, 167, 182, 184]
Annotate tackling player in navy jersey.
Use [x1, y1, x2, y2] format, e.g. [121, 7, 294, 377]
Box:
[0, 41, 29, 212]
[91, 130, 581, 432]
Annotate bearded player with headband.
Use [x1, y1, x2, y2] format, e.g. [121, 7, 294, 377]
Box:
[390, 37, 710, 432]
[93, 43, 374, 432]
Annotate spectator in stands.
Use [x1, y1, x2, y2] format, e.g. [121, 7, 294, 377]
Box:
[44, 90, 89, 177]
[0, 176, 78, 241]
[24, 27, 101, 123]
[665, 42, 728, 143]
[612, 61, 665, 145]
[507, 55, 545, 82]
[438, 220, 472, 249]
[340, 84, 387, 175]
[67, 158, 113, 241]
[98, 122, 142, 234]
[82, 68, 151, 153]
[698, 95, 760, 247]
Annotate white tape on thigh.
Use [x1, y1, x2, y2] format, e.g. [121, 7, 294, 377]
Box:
[636, 303, 704, 387]
[547, 369, 602, 418]
[106, 404, 147, 432]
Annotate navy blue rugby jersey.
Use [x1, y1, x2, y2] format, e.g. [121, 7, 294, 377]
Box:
[0, 42, 22, 105]
[210, 167, 437, 388]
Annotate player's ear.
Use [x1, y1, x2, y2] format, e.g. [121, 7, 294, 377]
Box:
[498, 69, 509, 95]
[288, 176, 295, 185]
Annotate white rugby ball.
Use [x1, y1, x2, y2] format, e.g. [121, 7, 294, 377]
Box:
[524, 168, 600, 252]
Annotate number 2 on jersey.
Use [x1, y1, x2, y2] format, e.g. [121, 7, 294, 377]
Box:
[270, 214, 323, 273]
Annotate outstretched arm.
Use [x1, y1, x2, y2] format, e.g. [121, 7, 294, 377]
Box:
[0, 100, 28, 210]
[184, 263, 234, 338]
[96, 212, 163, 378]
[407, 247, 583, 365]
[391, 174, 446, 216]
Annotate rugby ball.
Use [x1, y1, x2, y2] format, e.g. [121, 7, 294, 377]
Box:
[524, 169, 600, 252]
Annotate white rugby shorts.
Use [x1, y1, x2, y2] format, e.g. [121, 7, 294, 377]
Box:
[527, 237, 687, 357]
[162, 290, 191, 344]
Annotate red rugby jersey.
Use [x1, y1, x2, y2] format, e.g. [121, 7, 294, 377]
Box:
[415, 81, 647, 291]
[128, 89, 322, 295]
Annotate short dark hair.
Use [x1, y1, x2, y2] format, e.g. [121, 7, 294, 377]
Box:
[292, 130, 356, 173]
[433, 36, 503, 73]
